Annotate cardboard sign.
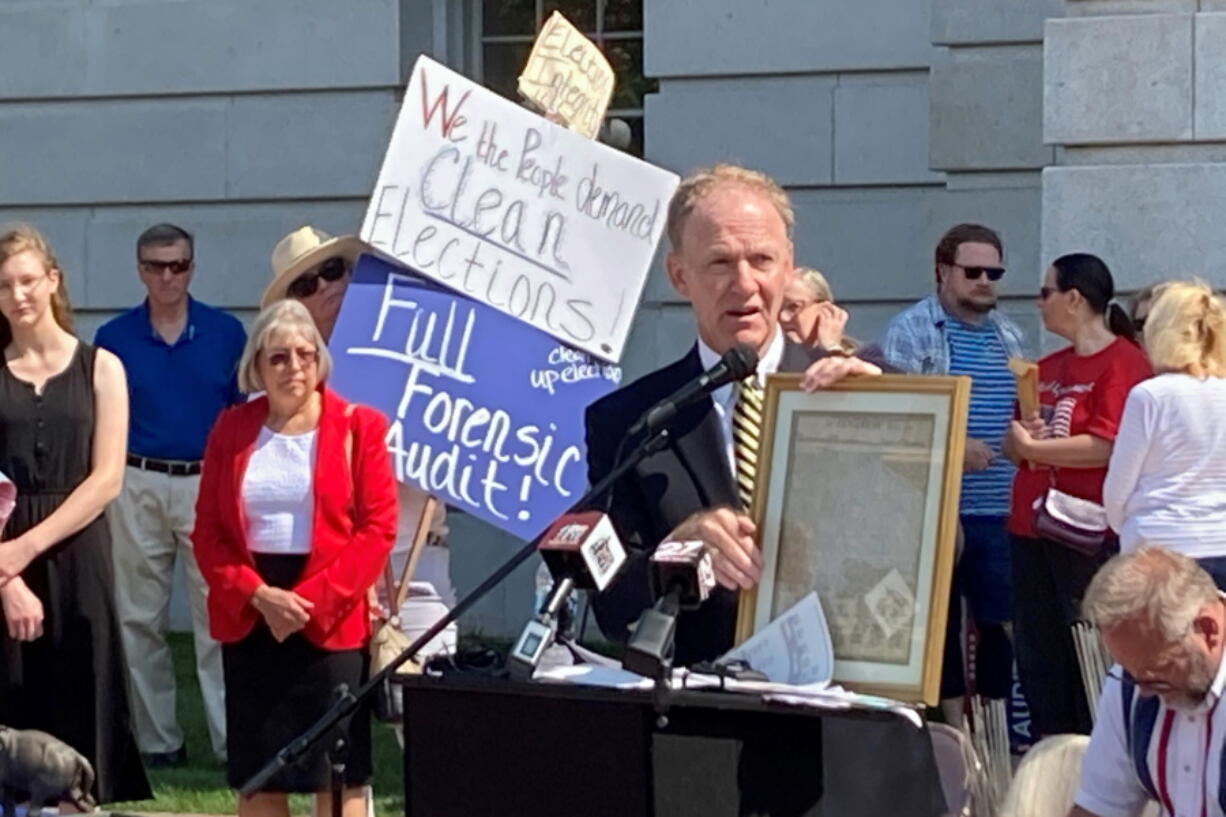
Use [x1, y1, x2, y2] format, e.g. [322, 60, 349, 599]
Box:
[328, 253, 622, 541]
[517, 11, 615, 140]
[1008, 357, 1039, 418]
[360, 54, 678, 363]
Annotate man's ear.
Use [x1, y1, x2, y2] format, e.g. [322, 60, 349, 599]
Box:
[1195, 608, 1222, 649]
[665, 252, 691, 301]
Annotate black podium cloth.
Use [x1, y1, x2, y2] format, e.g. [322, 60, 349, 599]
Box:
[397, 674, 946, 817]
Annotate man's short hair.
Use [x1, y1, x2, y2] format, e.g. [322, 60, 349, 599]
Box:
[1083, 547, 1219, 641]
[665, 164, 794, 251]
[137, 223, 194, 259]
[933, 223, 1002, 267]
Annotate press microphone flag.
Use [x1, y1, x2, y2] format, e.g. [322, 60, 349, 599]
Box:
[650, 540, 716, 610]
[538, 510, 626, 591]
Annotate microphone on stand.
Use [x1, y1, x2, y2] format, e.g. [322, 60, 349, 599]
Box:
[628, 344, 758, 438]
[508, 511, 627, 679]
[622, 540, 717, 680]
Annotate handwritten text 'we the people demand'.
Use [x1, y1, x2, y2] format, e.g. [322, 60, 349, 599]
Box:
[364, 63, 663, 358]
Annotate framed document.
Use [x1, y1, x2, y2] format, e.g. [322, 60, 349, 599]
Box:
[735, 374, 970, 705]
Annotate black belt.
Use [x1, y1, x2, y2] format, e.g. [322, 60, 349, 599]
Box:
[126, 455, 202, 476]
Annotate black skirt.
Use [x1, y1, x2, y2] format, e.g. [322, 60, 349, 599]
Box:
[223, 553, 372, 793]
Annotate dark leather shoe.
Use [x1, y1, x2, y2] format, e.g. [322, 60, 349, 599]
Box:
[142, 746, 188, 768]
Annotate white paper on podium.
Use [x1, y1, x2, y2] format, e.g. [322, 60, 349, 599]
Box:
[725, 592, 834, 686]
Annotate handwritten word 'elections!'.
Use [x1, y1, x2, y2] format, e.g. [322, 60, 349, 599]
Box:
[359, 55, 678, 363]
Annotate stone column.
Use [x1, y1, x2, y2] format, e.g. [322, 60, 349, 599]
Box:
[1042, 0, 1226, 293]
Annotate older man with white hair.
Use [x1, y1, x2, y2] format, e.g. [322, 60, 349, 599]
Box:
[1072, 547, 1226, 817]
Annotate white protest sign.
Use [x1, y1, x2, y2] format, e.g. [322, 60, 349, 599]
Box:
[361, 55, 679, 363]
[517, 11, 615, 140]
[726, 593, 834, 686]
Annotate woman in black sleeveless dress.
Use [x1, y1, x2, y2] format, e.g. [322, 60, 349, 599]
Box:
[0, 225, 150, 806]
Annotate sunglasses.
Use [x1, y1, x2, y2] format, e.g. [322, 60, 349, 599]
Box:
[1039, 286, 1059, 300]
[287, 257, 349, 299]
[140, 258, 192, 275]
[266, 348, 318, 368]
[956, 264, 1006, 282]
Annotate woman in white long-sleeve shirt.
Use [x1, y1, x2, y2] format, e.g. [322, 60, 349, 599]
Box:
[1104, 279, 1226, 585]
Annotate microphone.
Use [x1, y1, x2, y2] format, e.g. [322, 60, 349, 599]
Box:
[630, 344, 758, 437]
[508, 511, 627, 679]
[650, 539, 716, 610]
[622, 540, 716, 679]
[537, 510, 627, 592]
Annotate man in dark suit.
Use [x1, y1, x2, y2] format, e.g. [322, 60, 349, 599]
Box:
[586, 164, 886, 665]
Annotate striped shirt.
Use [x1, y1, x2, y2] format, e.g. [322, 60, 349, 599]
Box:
[1078, 652, 1226, 817]
[946, 317, 1017, 516]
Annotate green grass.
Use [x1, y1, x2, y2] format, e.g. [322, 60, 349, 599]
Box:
[111, 633, 404, 817]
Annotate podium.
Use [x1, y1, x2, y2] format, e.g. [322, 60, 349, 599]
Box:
[397, 674, 946, 817]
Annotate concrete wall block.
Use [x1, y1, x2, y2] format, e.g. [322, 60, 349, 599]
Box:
[1067, 0, 1197, 16]
[930, 46, 1052, 170]
[227, 91, 397, 199]
[1195, 13, 1226, 138]
[0, 98, 229, 206]
[932, 0, 1062, 45]
[76, 200, 365, 309]
[1044, 14, 1194, 144]
[789, 184, 1041, 303]
[644, 0, 929, 76]
[834, 73, 943, 185]
[645, 77, 835, 185]
[1041, 164, 1226, 293]
[0, 6, 87, 98]
[0, 0, 399, 99]
[1204, 0, 1226, 10]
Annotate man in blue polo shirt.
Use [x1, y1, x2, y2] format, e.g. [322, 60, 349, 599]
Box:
[881, 223, 1026, 722]
[96, 223, 245, 767]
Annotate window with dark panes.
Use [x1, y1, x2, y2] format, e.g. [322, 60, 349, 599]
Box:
[478, 0, 655, 157]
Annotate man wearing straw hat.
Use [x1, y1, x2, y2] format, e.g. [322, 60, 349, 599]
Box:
[264, 226, 454, 656]
[1073, 547, 1226, 817]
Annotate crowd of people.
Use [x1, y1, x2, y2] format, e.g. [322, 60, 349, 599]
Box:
[1, 157, 1225, 817]
[0, 222, 451, 817]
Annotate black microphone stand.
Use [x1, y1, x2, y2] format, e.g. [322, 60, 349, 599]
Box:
[239, 422, 674, 800]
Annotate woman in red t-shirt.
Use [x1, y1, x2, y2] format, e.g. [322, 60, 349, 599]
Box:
[1002, 253, 1151, 738]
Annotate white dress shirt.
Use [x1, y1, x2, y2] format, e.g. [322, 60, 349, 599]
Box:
[1104, 374, 1226, 559]
[697, 328, 785, 479]
[1077, 636, 1226, 817]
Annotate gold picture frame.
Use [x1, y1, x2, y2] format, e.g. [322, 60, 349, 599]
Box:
[735, 374, 970, 706]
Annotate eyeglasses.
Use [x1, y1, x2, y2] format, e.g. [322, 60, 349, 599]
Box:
[266, 348, 318, 368]
[139, 258, 193, 275]
[956, 264, 1006, 282]
[1039, 286, 1059, 300]
[287, 257, 349, 299]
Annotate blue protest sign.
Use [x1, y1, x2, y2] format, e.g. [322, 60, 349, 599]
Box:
[328, 253, 622, 541]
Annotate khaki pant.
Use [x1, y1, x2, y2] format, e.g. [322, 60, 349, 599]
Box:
[110, 465, 226, 758]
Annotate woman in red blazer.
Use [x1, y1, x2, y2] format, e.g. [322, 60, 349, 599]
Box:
[193, 299, 396, 817]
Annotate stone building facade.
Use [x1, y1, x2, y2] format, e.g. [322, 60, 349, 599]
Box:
[1, 0, 1220, 635]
